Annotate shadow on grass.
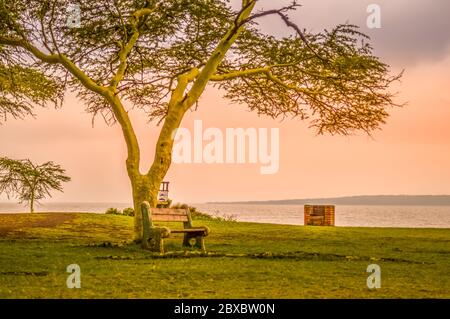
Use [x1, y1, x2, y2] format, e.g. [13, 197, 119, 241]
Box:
[92, 245, 430, 264]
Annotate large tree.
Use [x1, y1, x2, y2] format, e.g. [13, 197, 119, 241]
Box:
[0, 0, 401, 240]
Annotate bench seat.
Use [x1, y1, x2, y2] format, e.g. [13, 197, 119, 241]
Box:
[171, 228, 208, 234]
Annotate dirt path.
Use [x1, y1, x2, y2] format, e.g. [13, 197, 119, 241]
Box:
[0, 213, 75, 237]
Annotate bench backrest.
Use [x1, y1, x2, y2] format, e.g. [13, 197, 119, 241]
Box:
[141, 202, 193, 229]
[150, 208, 190, 222]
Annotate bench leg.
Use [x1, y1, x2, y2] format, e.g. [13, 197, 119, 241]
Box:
[182, 233, 206, 252]
[142, 229, 164, 253]
[195, 235, 206, 252]
[182, 233, 194, 248]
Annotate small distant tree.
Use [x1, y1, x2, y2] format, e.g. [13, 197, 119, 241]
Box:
[0, 157, 71, 213]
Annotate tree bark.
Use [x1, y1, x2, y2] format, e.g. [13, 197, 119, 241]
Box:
[131, 175, 153, 241]
[29, 181, 36, 213]
[131, 108, 185, 241]
[30, 192, 35, 213]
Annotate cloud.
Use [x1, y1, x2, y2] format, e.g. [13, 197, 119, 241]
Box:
[245, 0, 450, 66]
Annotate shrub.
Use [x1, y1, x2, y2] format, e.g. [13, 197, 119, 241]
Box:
[170, 203, 228, 221]
[122, 207, 134, 216]
[156, 199, 172, 208]
[171, 203, 189, 210]
[212, 212, 238, 222]
[105, 207, 121, 215]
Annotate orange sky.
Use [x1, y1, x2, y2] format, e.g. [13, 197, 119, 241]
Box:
[1, 1, 450, 203]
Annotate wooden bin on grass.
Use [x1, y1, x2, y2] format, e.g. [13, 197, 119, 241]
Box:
[304, 205, 335, 226]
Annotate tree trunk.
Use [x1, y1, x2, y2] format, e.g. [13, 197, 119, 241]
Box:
[130, 108, 184, 241]
[124, 3, 257, 238]
[30, 192, 35, 213]
[29, 180, 37, 213]
[130, 163, 173, 242]
[130, 174, 159, 242]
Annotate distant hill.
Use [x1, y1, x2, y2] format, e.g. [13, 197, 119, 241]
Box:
[209, 195, 450, 206]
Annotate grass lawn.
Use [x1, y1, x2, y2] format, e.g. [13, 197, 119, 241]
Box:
[0, 213, 449, 298]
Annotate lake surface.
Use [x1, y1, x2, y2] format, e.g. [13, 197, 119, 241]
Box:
[195, 204, 450, 228]
[1, 202, 449, 228]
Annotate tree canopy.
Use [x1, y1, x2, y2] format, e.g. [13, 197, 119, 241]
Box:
[0, 52, 62, 122]
[0, 0, 400, 132]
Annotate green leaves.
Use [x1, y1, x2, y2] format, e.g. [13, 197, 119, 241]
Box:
[0, 61, 63, 122]
[219, 24, 402, 135]
[0, 63, 63, 116]
[0, 0, 400, 134]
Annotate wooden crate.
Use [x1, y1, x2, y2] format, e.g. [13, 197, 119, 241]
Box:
[304, 205, 335, 226]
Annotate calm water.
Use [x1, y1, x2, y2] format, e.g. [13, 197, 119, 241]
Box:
[195, 204, 450, 228]
[1, 202, 450, 228]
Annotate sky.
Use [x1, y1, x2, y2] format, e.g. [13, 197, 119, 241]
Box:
[1, 0, 450, 204]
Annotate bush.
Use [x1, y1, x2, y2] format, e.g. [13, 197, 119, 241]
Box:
[122, 207, 134, 216]
[211, 212, 238, 222]
[105, 207, 122, 215]
[170, 203, 225, 221]
[105, 207, 134, 217]
[156, 199, 172, 208]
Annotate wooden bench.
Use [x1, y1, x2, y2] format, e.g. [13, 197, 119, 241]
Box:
[140, 201, 210, 253]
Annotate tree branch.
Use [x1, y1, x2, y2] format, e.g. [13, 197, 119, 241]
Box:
[103, 92, 141, 175]
[240, 1, 327, 63]
[133, 1, 163, 20]
[210, 65, 316, 95]
[210, 67, 270, 81]
[109, 29, 140, 89]
[109, 2, 163, 90]
[0, 35, 141, 172]
[0, 36, 106, 95]
[210, 63, 298, 81]
[181, 0, 257, 110]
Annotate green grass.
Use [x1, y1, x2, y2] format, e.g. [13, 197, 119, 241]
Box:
[0, 213, 449, 298]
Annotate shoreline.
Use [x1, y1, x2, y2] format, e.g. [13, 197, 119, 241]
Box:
[1, 211, 449, 229]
